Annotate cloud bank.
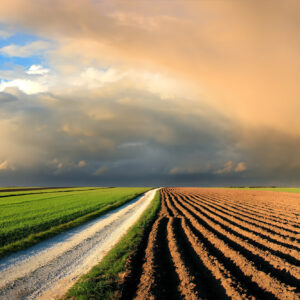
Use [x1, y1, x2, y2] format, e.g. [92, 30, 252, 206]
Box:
[0, 0, 299, 186]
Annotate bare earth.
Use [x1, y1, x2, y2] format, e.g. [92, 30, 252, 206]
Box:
[133, 188, 300, 300]
[0, 189, 158, 300]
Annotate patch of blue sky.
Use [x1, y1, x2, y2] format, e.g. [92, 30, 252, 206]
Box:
[0, 31, 46, 47]
[0, 56, 45, 70]
[0, 31, 52, 70]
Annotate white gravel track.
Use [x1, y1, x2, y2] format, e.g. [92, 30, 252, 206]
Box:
[0, 188, 158, 300]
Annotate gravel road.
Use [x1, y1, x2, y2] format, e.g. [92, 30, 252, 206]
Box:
[0, 189, 158, 300]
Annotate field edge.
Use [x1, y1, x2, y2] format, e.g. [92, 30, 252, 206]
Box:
[63, 189, 161, 300]
[0, 188, 151, 260]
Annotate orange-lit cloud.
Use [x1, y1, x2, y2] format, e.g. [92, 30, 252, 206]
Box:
[1, 0, 299, 132]
[0, 0, 299, 185]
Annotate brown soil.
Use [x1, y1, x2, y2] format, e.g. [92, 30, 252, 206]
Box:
[122, 188, 300, 300]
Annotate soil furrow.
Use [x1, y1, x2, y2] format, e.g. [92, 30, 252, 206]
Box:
[184, 195, 300, 257]
[191, 194, 300, 236]
[135, 216, 181, 300]
[167, 217, 200, 299]
[163, 193, 252, 299]
[169, 192, 299, 299]
[174, 194, 300, 286]
[167, 193, 278, 299]
[192, 192, 300, 228]
[165, 193, 251, 298]
[218, 195, 299, 223]
[180, 216, 253, 299]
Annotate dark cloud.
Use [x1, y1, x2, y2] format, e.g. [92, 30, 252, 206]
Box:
[1, 83, 298, 186]
[0, 85, 241, 186]
[0, 0, 299, 186]
[0, 91, 18, 103]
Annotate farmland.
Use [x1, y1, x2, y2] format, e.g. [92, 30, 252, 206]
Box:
[0, 187, 150, 258]
[64, 189, 161, 300]
[111, 188, 300, 299]
[0, 187, 299, 299]
[231, 187, 300, 194]
[0, 186, 99, 197]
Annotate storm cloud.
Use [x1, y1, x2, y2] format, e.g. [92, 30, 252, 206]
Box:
[0, 80, 237, 186]
[0, 0, 299, 186]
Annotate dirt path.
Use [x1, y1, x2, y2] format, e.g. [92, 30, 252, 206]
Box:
[0, 189, 158, 300]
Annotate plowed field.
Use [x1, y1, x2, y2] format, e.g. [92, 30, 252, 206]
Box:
[126, 188, 300, 300]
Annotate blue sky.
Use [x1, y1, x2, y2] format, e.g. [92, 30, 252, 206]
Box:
[0, 31, 48, 71]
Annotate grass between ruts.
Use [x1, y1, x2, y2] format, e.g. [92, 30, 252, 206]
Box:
[63, 189, 161, 300]
[0, 187, 150, 259]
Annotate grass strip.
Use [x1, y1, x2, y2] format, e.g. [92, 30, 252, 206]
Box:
[0, 187, 103, 198]
[0, 189, 150, 259]
[64, 189, 161, 300]
[225, 187, 300, 194]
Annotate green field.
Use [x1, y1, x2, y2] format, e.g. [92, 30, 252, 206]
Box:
[230, 187, 300, 194]
[0, 187, 150, 258]
[65, 189, 161, 300]
[0, 186, 99, 197]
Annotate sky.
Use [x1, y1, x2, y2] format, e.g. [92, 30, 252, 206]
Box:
[0, 0, 300, 187]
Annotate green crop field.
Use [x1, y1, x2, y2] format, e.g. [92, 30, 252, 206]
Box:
[0, 187, 150, 258]
[229, 187, 300, 193]
[0, 186, 99, 196]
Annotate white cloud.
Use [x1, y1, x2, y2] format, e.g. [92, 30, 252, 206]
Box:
[26, 64, 50, 75]
[0, 64, 51, 95]
[0, 60, 194, 102]
[0, 79, 47, 94]
[0, 40, 50, 57]
[58, 67, 196, 101]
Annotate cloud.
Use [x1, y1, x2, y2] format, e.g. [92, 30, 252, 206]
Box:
[215, 161, 247, 175]
[0, 90, 18, 102]
[0, 29, 12, 39]
[0, 64, 51, 94]
[0, 40, 50, 57]
[169, 167, 197, 175]
[50, 158, 87, 173]
[94, 166, 108, 176]
[0, 81, 298, 186]
[26, 65, 50, 75]
[169, 163, 211, 175]
[0, 0, 297, 133]
[0, 79, 47, 94]
[78, 160, 86, 167]
[0, 79, 236, 185]
[0, 1, 299, 186]
[0, 160, 15, 171]
[215, 161, 233, 175]
[235, 162, 247, 173]
[0, 160, 9, 170]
